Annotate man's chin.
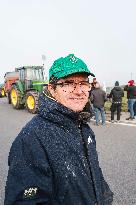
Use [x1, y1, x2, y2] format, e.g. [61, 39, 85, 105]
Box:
[64, 100, 87, 112]
[69, 106, 85, 113]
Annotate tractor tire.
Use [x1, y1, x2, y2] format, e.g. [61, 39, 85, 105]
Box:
[1, 89, 5, 97]
[26, 91, 39, 114]
[8, 92, 11, 104]
[10, 86, 24, 109]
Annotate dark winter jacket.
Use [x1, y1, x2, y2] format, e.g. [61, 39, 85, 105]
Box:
[108, 86, 124, 103]
[91, 88, 107, 108]
[5, 93, 113, 205]
[124, 85, 136, 99]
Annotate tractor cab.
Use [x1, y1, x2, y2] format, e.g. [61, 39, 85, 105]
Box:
[15, 66, 45, 91]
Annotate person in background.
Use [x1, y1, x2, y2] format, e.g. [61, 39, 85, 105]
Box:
[88, 78, 98, 118]
[5, 54, 113, 205]
[90, 77, 97, 91]
[124, 80, 136, 120]
[91, 82, 107, 125]
[108, 81, 124, 123]
[133, 82, 136, 116]
[133, 101, 136, 116]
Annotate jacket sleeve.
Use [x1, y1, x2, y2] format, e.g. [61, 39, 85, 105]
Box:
[92, 133, 113, 204]
[100, 169, 114, 205]
[122, 89, 124, 97]
[4, 128, 54, 205]
[103, 91, 108, 102]
[88, 128, 114, 204]
[108, 90, 113, 99]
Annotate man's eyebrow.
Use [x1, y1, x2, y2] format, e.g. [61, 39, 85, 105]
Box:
[63, 80, 74, 83]
[63, 80, 89, 83]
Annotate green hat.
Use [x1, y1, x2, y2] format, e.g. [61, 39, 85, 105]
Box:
[49, 54, 95, 80]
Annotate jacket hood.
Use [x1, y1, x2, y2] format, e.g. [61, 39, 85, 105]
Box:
[128, 80, 134, 85]
[115, 81, 119, 86]
[38, 92, 81, 125]
[113, 86, 122, 91]
[38, 92, 91, 125]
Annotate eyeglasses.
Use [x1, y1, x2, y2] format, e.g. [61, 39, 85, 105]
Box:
[54, 81, 91, 92]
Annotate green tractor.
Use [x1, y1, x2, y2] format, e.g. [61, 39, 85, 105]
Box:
[10, 66, 48, 113]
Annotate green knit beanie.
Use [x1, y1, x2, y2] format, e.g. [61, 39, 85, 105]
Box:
[49, 54, 95, 81]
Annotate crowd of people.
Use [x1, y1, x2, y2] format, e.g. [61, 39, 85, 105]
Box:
[88, 78, 136, 125]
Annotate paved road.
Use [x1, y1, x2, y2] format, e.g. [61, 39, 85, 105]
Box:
[0, 98, 33, 205]
[0, 98, 136, 205]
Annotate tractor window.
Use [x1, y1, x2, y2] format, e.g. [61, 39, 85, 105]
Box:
[26, 68, 44, 80]
[20, 69, 25, 81]
[36, 68, 44, 80]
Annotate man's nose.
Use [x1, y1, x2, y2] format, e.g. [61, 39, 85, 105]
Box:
[73, 83, 83, 94]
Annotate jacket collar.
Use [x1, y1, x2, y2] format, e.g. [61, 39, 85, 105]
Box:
[38, 92, 90, 127]
[38, 92, 79, 124]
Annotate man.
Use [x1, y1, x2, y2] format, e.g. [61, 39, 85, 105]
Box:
[108, 81, 124, 123]
[90, 77, 97, 91]
[5, 54, 113, 205]
[124, 80, 136, 120]
[91, 82, 107, 126]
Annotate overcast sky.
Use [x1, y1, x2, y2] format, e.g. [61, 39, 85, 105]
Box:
[0, 0, 136, 86]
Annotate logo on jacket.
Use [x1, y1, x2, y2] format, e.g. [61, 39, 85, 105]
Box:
[23, 187, 38, 198]
[88, 136, 92, 144]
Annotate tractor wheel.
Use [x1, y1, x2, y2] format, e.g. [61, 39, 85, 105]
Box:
[10, 86, 24, 109]
[8, 92, 11, 104]
[1, 89, 5, 97]
[26, 91, 39, 114]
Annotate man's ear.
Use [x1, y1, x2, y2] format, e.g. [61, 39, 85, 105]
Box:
[48, 84, 56, 97]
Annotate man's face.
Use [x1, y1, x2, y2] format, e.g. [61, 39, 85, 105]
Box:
[48, 73, 90, 112]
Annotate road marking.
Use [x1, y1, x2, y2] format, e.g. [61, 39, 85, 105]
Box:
[90, 119, 136, 127]
[107, 121, 136, 127]
[105, 120, 136, 127]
